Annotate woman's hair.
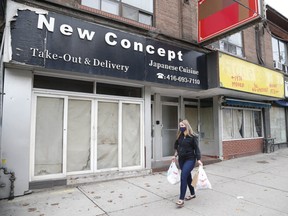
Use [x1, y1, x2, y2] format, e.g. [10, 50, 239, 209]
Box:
[176, 119, 196, 139]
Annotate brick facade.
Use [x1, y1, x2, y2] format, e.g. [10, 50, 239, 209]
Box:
[243, 26, 258, 64]
[223, 138, 264, 160]
[243, 25, 274, 70]
[155, 0, 180, 38]
[154, 0, 198, 42]
[262, 28, 274, 69]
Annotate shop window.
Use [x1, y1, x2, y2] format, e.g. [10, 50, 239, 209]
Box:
[122, 103, 141, 166]
[67, 99, 92, 172]
[34, 75, 94, 93]
[272, 37, 288, 72]
[97, 101, 119, 169]
[244, 110, 262, 138]
[96, 82, 142, 98]
[97, 101, 142, 169]
[223, 108, 262, 140]
[81, 0, 153, 26]
[34, 96, 93, 177]
[210, 32, 244, 57]
[270, 106, 287, 143]
[32, 94, 143, 180]
[253, 111, 262, 137]
[34, 97, 64, 176]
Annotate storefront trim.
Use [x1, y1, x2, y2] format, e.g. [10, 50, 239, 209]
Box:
[274, 100, 288, 107]
[223, 98, 271, 109]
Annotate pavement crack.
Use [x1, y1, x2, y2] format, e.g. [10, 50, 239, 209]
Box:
[76, 186, 107, 214]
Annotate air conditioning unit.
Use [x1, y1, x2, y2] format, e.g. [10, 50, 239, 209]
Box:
[273, 61, 283, 70]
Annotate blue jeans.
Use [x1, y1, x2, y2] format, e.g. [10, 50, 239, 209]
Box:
[178, 158, 196, 200]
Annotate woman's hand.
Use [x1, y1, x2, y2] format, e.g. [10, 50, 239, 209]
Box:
[172, 152, 178, 161]
[197, 160, 203, 166]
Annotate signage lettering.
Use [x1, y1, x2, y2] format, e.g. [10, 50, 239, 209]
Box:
[104, 32, 184, 62]
[38, 14, 96, 41]
[37, 14, 55, 32]
[38, 15, 183, 62]
[219, 53, 284, 98]
[31, 48, 83, 63]
[12, 10, 207, 89]
[93, 59, 129, 72]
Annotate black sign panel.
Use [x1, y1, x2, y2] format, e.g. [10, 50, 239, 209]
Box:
[11, 10, 207, 89]
[145, 39, 207, 89]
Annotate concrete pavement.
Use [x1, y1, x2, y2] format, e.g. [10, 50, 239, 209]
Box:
[1, 148, 288, 216]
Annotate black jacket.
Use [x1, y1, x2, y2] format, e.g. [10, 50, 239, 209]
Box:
[174, 134, 201, 161]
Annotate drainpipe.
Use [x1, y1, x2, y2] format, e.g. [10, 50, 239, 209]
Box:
[0, 167, 16, 200]
[178, 0, 183, 38]
[255, 24, 265, 65]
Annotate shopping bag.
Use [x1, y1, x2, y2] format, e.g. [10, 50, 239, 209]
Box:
[191, 168, 199, 187]
[167, 161, 180, 185]
[195, 165, 212, 190]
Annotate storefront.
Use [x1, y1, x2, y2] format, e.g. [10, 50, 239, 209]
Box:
[208, 52, 285, 159]
[0, 2, 210, 198]
[269, 78, 288, 146]
[4, 2, 285, 200]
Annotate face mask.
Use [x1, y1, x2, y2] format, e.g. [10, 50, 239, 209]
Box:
[180, 127, 186, 133]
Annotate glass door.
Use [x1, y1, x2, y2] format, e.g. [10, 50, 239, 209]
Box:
[161, 104, 178, 157]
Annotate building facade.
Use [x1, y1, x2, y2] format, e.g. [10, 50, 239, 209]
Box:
[0, 0, 287, 199]
[266, 5, 288, 148]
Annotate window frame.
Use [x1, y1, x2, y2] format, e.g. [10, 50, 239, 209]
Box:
[31, 92, 144, 181]
[271, 36, 288, 65]
[222, 107, 263, 141]
[81, 0, 154, 26]
[210, 32, 244, 57]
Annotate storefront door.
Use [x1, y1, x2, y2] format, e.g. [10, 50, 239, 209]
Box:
[161, 103, 178, 157]
[152, 95, 179, 162]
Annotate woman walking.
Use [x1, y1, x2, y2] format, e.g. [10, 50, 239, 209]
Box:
[173, 119, 202, 207]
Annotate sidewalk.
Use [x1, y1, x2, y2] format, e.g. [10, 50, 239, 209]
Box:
[1, 148, 288, 216]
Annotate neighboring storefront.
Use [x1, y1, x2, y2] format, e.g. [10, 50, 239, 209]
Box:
[270, 78, 288, 145]
[0, 2, 209, 198]
[208, 52, 285, 159]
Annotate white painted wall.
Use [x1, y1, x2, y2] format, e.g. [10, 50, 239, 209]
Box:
[0, 68, 33, 198]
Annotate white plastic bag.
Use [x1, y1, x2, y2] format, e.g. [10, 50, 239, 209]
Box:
[167, 161, 180, 185]
[195, 165, 212, 190]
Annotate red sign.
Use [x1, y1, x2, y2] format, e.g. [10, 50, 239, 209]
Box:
[198, 0, 262, 44]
